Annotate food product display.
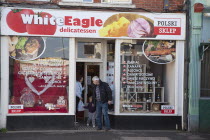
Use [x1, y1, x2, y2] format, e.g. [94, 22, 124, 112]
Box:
[99, 17, 130, 37]
[128, 18, 152, 38]
[99, 13, 155, 38]
[8, 36, 45, 61]
[20, 88, 35, 107]
[143, 40, 176, 64]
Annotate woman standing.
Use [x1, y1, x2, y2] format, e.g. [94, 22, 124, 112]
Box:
[76, 75, 85, 122]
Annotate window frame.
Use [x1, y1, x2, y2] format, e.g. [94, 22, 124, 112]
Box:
[4, 36, 73, 116]
[101, 0, 132, 4]
[200, 47, 210, 98]
[62, 0, 93, 3]
[25, 0, 51, 1]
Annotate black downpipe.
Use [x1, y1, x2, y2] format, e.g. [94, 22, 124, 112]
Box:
[183, 0, 190, 131]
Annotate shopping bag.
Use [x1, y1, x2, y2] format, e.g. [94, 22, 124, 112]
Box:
[77, 100, 85, 111]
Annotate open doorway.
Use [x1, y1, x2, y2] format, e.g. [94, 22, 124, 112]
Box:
[75, 62, 102, 124]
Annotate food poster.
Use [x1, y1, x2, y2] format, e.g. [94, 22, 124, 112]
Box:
[1, 7, 186, 40]
[8, 36, 45, 61]
[143, 40, 176, 64]
[8, 36, 70, 113]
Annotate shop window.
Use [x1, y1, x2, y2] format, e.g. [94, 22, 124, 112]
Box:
[201, 49, 210, 97]
[120, 40, 176, 114]
[8, 36, 69, 114]
[107, 42, 115, 62]
[107, 40, 115, 112]
[77, 42, 102, 59]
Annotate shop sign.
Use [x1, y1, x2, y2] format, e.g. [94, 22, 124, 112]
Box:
[161, 105, 175, 114]
[1, 7, 186, 40]
[8, 105, 24, 113]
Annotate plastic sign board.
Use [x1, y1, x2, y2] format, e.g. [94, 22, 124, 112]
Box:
[1, 7, 186, 40]
[8, 105, 24, 113]
[161, 105, 175, 114]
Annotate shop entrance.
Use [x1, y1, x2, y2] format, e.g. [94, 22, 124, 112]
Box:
[75, 62, 102, 124]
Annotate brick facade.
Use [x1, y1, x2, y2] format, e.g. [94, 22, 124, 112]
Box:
[134, 0, 185, 12]
[4, 0, 185, 12]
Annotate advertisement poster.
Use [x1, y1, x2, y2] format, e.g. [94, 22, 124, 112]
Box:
[143, 40, 176, 64]
[1, 7, 186, 40]
[9, 58, 69, 113]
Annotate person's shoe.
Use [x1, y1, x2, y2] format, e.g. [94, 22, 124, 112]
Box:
[87, 123, 89, 126]
[93, 125, 96, 128]
[105, 128, 111, 131]
[97, 128, 102, 130]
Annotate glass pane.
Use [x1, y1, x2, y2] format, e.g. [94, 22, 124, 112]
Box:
[107, 41, 115, 112]
[77, 42, 102, 59]
[102, 0, 111, 2]
[8, 36, 69, 114]
[120, 40, 176, 114]
[112, 0, 130, 2]
[107, 42, 115, 61]
[83, 0, 92, 2]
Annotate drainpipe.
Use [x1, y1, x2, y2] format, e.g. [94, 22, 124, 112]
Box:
[183, 0, 190, 131]
[188, 0, 206, 132]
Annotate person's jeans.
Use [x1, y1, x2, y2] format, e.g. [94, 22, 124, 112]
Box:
[87, 112, 96, 126]
[96, 101, 110, 129]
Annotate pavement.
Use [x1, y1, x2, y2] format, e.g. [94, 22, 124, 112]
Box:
[1, 130, 210, 140]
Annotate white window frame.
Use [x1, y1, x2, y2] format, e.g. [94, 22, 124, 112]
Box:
[62, 0, 93, 3]
[101, 0, 132, 4]
[0, 37, 75, 117]
[26, 0, 51, 1]
[114, 39, 184, 117]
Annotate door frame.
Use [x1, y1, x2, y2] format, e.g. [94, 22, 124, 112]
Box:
[84, 62, 103, 105]
[75, 38, 107, 118]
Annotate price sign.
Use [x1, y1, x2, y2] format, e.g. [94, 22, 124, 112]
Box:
[161, 105, 175, 114]
[8, 105, 24, 113]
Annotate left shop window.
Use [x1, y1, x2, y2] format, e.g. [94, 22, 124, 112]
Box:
[8, 36, 69, 113]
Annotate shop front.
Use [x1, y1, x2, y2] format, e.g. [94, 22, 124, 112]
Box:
[0, 7, 186, 130]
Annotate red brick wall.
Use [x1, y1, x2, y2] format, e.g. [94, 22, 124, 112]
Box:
[5, 0, 185, 12]
[168, 0, 185, 11]
[134, 0, 185, 12]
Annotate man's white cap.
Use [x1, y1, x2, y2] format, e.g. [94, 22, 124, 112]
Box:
[92, 76, 100, 81]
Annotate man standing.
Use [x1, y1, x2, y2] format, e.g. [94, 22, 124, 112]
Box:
[92, 76, 112, 131]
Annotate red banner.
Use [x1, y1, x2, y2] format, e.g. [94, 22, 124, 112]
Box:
[154, 27, 181, 35]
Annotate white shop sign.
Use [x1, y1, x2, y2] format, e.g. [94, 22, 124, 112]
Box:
[1, 7, 186, 40]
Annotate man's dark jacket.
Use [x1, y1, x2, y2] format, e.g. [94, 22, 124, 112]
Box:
[92, 80, 112, 104]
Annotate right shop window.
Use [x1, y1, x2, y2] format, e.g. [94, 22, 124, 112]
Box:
[120, 40, 176, 114]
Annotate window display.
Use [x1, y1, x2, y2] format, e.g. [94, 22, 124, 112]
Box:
[8, 36, 69, 113]
[120, 41, 176, 114]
